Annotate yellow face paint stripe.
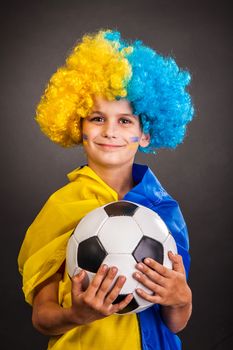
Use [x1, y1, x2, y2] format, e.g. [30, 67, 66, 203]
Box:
[127, 143, 139, 149]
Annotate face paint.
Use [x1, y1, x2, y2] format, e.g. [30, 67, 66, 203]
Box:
[82, 133, 88, 145]
[130, 136, 140, 143]
[126, 136, 140, 149]
[127, 143, 139, 149]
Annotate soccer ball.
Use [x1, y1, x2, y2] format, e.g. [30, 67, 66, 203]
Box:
[66, 200, 177, 314]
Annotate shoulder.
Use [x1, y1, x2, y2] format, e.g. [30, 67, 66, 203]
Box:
[132, 163, 173, 203]
[47, 166, 89, 203]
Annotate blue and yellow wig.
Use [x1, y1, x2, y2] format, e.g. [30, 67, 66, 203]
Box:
[36, 30, 194, 153]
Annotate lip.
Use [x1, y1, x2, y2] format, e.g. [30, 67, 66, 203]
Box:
[95, 143, 125, 149]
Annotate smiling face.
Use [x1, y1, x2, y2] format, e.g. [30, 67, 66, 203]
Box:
[82, 97, 150, 170]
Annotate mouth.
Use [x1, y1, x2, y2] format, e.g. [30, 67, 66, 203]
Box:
[95, 143, 125, 149]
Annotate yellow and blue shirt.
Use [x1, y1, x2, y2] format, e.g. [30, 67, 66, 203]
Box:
[18, 163, 190, 350]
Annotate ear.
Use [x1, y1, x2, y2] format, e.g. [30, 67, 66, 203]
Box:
[139, 133, 150, 148]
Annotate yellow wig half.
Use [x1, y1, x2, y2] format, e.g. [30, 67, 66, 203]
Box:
[36, 31, 132, 146]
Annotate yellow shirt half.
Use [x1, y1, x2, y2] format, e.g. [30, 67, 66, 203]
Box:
[18, 165, 141, 350]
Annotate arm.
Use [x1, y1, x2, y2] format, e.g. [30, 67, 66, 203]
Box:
[133, 252, 192, 333]
[160, 298, 192, 333]
[160, 253, 192, 333]
[32, 272, 76, 335]
[32, 264, 133, 336]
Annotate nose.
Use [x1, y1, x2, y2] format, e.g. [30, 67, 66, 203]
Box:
[101, 120, 118, 139]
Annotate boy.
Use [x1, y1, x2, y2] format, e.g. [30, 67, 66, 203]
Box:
[18, 30, 194, 350]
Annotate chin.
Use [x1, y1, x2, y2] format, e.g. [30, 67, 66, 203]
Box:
[95, 156, 133, 168]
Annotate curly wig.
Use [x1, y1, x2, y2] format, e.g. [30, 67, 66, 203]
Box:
[36, 30, 194, 153]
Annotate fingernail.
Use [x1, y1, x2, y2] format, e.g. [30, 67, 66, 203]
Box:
[137, 263, 144, 269]
[111, 266, 118, 274]
[134, 272, 141, 279]
[78, 270, 84, 278]
[136, 288, 143, 294]
[119, 275, 126, 283]
[102, 264, 108, 271]
[144, 258, 151, 264]
[127, 293, 133, 300]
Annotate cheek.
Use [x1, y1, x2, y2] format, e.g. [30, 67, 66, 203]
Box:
[81, 120, 93, 138]
[81, 125, 98, 141]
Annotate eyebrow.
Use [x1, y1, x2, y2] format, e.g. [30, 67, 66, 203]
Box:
[91, 110, 136, 118]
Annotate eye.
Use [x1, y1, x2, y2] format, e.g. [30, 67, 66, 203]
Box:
[119, 117, 132, 125]
[89, 116, 104, 123]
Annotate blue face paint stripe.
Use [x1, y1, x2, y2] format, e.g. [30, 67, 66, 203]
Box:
[83, 134, 88, 140]
[130, 136, 140, 142]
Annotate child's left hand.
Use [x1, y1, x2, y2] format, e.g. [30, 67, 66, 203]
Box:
[133, 251, 191, 307]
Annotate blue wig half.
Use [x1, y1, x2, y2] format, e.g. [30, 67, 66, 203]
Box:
[104, 31, 194, 153]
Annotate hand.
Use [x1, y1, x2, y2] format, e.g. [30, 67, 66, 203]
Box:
[133, 252, 191, 308]
[69, 264, 133, 325]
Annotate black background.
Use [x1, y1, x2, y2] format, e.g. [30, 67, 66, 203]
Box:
[1, 0, 232, 349]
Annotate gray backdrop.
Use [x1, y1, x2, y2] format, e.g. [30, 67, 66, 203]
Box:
[1, 0, 232, 349]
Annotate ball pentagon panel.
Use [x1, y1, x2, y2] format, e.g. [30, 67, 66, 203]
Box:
[103, 200, 138, 217]
[78, 236, 107, 273]
[133, 236, 164, 265]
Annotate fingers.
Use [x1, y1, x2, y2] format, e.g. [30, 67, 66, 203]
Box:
[135, 259, 169, 287]
[87, 265, 134, 315]
[104, 275, 127, 304]
[112, 293, 134, 313]
[135, 287, 162, 304]
[72, 270, 87, 295]
[134, 270, 164, 293]
[96, 266, 119, 300]
[136, 253, 185, 280]
[168, 251, 185, 274]
[94, 267, 135, 313]
[71, 265, 141, 319]
[143, 258, 172, 277]
[84, 264, 129, 305]
[133, 254, 188, 306]
[87, 264, 109, 297]
[72, 264, 112, 299]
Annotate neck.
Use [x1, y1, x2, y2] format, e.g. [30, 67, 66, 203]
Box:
[87, 161, 134, 199]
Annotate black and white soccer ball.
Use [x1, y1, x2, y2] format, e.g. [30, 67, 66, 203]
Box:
[66, 200, 177, 314]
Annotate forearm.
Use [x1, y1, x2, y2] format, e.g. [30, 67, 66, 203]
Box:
[32, 301, 77, 336]
[161, 292, 192, 333]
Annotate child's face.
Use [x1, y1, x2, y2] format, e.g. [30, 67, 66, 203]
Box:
[82, 97, 149, 169]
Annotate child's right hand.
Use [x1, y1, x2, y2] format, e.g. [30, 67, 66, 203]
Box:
[69, 264, 133, 325]
[32, 264, 132, 336]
